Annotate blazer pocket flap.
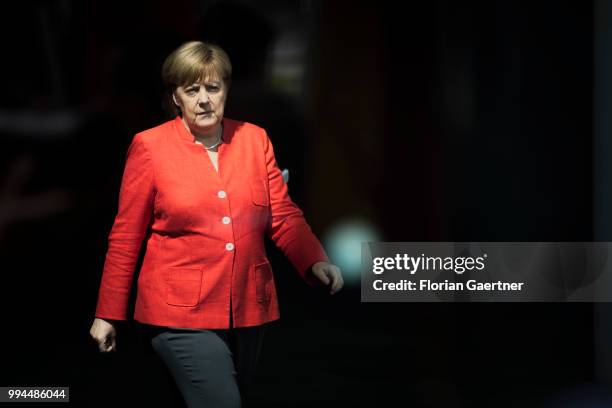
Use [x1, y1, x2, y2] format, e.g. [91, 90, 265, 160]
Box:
[251, 180, 269, 206]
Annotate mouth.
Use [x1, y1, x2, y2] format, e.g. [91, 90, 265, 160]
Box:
[197, 111, 213, 115]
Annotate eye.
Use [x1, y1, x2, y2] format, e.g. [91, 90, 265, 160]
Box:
[206, 85, 220, 92]
[185, 86, 198, 95]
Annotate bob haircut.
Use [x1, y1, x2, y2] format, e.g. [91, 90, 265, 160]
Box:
[161, 41, 232, 116]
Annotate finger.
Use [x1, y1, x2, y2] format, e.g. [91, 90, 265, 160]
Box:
[101, 337, 114, 353]
[335, 270, 344, 288]
[319, 269, 330, 285]
[332, 271, 344, 294]
[333, 269, 344, 290]
[332, 282, 343, 294]
[329, 273, 340, 294]
[331, 283, 341, 294]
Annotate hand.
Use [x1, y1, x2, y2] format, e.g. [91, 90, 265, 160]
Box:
[89, 318, 118, 353]
[311, 261, 344, 295]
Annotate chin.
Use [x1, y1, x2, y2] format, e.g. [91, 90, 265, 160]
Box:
[197, 115, 219, 125]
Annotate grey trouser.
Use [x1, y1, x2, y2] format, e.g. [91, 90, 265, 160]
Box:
[149, 322, 267, 408]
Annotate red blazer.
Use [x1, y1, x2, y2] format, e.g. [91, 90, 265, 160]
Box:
[94, 116, 329, 328]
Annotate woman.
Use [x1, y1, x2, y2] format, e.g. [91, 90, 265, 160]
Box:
[89, 40, 343, 407]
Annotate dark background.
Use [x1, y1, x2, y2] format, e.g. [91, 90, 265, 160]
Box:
[0, 0, 608, 406]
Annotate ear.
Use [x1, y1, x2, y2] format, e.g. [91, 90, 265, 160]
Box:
[172, 91, 179, 107]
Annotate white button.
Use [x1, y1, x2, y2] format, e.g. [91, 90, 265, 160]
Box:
[222, 216, 231, 224]
[225, 242, 234, 251]
[218, 190, 227, 198]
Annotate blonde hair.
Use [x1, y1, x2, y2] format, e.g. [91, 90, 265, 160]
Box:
[161, 40, 232, 107]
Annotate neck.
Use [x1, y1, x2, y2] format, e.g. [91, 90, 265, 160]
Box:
[181, 117, 223, 145]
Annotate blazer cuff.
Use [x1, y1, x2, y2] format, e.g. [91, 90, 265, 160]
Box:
[95, 289, 129, 321]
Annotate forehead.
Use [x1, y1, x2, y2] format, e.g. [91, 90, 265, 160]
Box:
[180, 77, 222, 88]
[197, 76, 221, 84]
[180, 68, 223, 87]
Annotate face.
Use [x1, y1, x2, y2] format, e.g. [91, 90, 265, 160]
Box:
[173, 76, 228, 136]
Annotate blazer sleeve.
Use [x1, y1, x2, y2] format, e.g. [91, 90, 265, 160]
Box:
[262, 129, 330, 286]
[94, 133, 155, 320]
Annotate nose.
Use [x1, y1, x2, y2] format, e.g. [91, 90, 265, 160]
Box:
[197, 88, 210, 104]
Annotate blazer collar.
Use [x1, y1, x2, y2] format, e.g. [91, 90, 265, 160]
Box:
[173, 115, 231, 145]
